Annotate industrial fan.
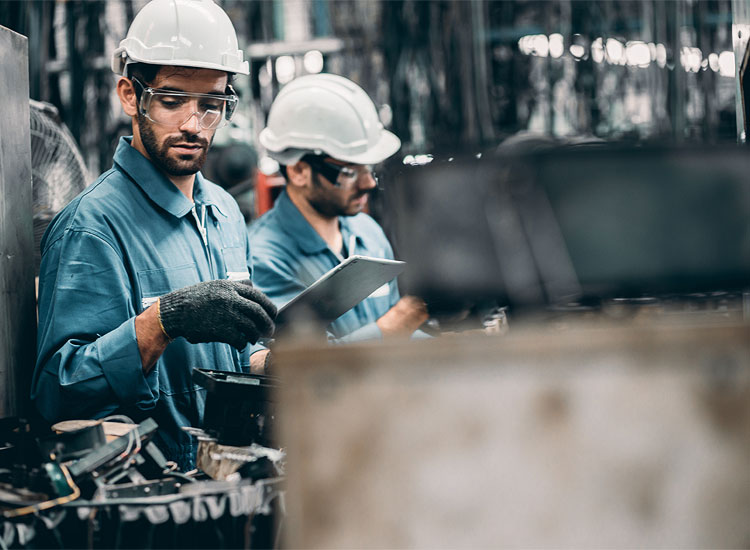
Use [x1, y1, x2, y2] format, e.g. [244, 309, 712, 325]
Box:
[29, 99, 90, 275]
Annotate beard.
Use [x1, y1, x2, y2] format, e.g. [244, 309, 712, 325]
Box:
[138, 114, 211, 177]
[308, 173, 369, 218]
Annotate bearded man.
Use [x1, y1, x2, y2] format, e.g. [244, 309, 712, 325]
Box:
[249, 74, 428, 343]
[32, 0, 276, 471]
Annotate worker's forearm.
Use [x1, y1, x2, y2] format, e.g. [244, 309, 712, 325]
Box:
[134, 302, 170, 373]
[376, 296, 429, 338]
[249, 349, 271, 375]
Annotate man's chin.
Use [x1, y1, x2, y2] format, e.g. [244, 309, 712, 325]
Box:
[162, 154, 205, 176]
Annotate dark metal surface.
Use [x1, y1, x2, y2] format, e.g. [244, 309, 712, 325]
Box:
[193, 370, 277, 447]
[67, 418, 157, 478]
[387, 144, 750, 312]
[0, 26, 36, 418]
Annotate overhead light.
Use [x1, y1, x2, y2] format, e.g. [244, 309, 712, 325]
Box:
[708, 52, 719, 72]
[605, 38, 624, 65]
[680, 46, 702, 72]
[591, 37, 604, 63]
[718, 51, 735, 77]
[303, 50, 324, 74]
[549, 33, 564, 59]
[275, 55, 296, 84]
[655, 43, 667, 68]
[626, 41, 651, 68]
[570, 44, 586, 59]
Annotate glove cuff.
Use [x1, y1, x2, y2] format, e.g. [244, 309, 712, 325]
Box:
[159, 291, 190, 340]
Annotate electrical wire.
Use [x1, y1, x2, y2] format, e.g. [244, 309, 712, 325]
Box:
[101, 415, 141, 467]
[165, 470, 197, 484]
[2, 464, 80, 519]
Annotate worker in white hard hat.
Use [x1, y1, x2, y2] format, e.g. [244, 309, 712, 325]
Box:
[33, 0, 276, 471]
[249, 73, 429, 344]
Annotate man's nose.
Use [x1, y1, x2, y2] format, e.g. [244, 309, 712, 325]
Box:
[358, 170, 377, 191]
[179, 111, 202, 133]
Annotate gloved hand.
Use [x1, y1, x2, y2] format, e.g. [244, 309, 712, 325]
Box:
[158, 280, 277, 350]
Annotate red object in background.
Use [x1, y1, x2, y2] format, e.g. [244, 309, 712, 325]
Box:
[254, 170, 286, 218]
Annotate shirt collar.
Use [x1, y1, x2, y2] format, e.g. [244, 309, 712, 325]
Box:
[113, 136, 226, 218]
[193, 175, 230, 218]
[275, 190, 365, 255]
[339, 215, 366, 253]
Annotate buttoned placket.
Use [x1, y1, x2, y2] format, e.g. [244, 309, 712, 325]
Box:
[332, 231, 358, 263]
[190, 202, 215, 278]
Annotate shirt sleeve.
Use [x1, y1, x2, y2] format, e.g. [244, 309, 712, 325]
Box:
[33, 229, 158, 423]
[251, 251, 308, 309]
[245, 233, 269, 360]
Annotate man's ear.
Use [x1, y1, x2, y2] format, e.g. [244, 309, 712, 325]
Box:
[116, 77, 138, 117]
[286, 161, 312, 189]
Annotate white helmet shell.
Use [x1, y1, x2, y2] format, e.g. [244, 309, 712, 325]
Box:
[259, 74, 401, 165]
[111, 0, 249, 76]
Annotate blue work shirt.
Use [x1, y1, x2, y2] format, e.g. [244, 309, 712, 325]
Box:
[33, 137, 257, 471]
[248, 190, 400, 341]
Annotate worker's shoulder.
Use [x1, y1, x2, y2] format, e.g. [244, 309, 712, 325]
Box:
[249, 212, 304, 261]
[247, 206, 286, 240]
[42, 168, 127, 246]
[346, 212, 388, 239]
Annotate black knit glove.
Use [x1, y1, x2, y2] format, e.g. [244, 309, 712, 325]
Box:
[158, 280, 276, 350]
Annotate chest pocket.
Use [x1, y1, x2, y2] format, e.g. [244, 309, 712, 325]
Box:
[221, 246, 249, 279]
[137, 263, 201, 311]
[210, 211, 249, 278]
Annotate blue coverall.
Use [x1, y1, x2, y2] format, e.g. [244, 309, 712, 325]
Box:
[33, 137, 258, 470]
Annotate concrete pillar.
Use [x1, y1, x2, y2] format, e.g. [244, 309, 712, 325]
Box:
[0, 26, 36, 417]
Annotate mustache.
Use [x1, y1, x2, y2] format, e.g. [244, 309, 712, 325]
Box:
[163, 133, 209, 148]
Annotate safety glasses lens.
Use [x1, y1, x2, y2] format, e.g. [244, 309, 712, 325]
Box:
[134, 79, 237, 130]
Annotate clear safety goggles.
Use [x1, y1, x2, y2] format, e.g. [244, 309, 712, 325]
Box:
[302, 155, 379, 188]
[131, 77, 239, 130]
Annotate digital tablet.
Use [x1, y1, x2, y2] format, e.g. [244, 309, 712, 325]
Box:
[276, 255, 406, 326]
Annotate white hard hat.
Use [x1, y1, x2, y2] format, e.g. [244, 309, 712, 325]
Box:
[259, 74, 401, 165]
[111, 0, 249, 77]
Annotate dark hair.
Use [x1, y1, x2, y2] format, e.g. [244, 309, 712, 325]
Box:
[126, 63, 162, 104]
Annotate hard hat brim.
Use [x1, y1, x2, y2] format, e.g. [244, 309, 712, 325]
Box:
[263, 129, 402, 166]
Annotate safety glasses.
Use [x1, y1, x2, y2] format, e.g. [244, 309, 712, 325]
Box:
[131, 77, 238, 130]
[302, 155, 378, 188]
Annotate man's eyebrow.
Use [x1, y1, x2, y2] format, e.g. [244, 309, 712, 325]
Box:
[153, 85, 228, 95]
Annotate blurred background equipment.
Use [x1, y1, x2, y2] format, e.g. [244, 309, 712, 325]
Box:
[0, 0, 741, 195]
[29, 100, 90, 275]
[386, 143, 750, 318]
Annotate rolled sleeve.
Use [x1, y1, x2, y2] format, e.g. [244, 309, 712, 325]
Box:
[34, 229, 158, 422]
[97, 317, 158, 408]
[333, 321, 383, 343]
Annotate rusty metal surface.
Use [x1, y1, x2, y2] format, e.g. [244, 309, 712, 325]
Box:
[0, 26, 36, 417]
[276, 321, 750, 548]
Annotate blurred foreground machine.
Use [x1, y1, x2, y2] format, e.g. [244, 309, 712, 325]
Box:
[273, 143, 750, 547]
[276, 323, 750, 548]
[0, 413, 284, 549]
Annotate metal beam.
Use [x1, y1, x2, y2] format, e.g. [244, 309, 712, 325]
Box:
[0, 25, 37, 418]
